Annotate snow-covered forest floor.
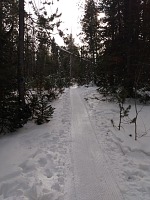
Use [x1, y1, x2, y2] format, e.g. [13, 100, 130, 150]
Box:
[0, 88, 72, 200]
[80, 86, 150, 200]
[0, 86, 150, 200]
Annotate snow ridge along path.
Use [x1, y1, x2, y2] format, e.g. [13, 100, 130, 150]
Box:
[70, 87, 124, 200]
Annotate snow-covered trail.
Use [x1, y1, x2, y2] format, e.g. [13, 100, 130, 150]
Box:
[70, 87, 124, 200]
[2, 86, 150, 200]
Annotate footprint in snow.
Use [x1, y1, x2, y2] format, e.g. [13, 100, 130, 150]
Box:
[51, 183, 61, 192]
[0, 180, 29, 198]
[52, 136, 59, 142]
[58, 176, 64, 185]
[46, 153, 53, 160]
[126, 169, 145, 181]
[19, 160, 36, 173]
[38, 157, 47, 167]
[44, 169, 53, 178]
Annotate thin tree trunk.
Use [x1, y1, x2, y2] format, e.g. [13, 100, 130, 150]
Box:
[0, 0, 2, 34]
[18, 0, 25, 105]
[0, 0, 2, 61]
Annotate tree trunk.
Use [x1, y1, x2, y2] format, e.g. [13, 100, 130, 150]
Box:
[0, 0, 2, 62]
[18, 0, 25, 105]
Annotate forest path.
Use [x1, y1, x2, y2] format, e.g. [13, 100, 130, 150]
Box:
[69, 87, 124, 200]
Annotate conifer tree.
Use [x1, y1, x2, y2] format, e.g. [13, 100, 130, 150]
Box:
[65, 34, 80, 80]
[81, 0, 100, 81]
[98, 0, 150, 96]
[0, 0, 63, 133]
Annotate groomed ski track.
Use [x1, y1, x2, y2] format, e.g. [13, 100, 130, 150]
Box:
[70, 87, 124, 200]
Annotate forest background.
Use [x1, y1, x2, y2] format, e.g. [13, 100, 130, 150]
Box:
[0, 0, 150, 134]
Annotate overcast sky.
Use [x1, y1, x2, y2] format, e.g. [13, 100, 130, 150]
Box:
[51, 0, 85, 45]
[25, 0, 85, 45]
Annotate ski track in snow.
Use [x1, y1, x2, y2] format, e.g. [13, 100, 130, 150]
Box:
[70, 87, 124, 200]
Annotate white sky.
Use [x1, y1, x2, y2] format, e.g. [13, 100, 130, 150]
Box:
[25, 0, 85, 46]
[54, 0, 85, 45]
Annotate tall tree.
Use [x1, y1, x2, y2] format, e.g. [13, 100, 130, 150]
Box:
[18, 0, 25, 105]
[98, 0, 149, 96]
[81, 0, 100, 81]
[64, 34, 80, 79]
[0, 0, 64, 133]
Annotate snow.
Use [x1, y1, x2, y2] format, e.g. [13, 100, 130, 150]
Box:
[70, 88, 124, 200]
[79, 86, 150, 200]
[0, 88, 72, 200]
[0, 86, 150, 200]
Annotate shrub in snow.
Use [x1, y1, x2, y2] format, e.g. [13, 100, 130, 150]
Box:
[115, 87, 131, 130]
[0, 94, 31, 133]
[32, 94, 55, 125]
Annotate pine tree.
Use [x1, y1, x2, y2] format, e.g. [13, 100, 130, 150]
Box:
[98, 0, 150, 96]
[0, 0, 63, 133]
[81, 0, 100, 81]
[65, 34, 80, 80]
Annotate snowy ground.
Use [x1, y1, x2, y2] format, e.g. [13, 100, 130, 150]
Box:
[79, 86, 150, 200]
[0, 88, 72, 200]
[0, 86, 150, 200]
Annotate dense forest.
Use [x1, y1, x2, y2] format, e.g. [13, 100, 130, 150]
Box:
[81, 0, 150, 95]
[0, 0, 150, 133]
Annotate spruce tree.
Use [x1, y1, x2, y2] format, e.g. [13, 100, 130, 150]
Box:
[98, 0, 150, 96]
[81, 0, 100, 82]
